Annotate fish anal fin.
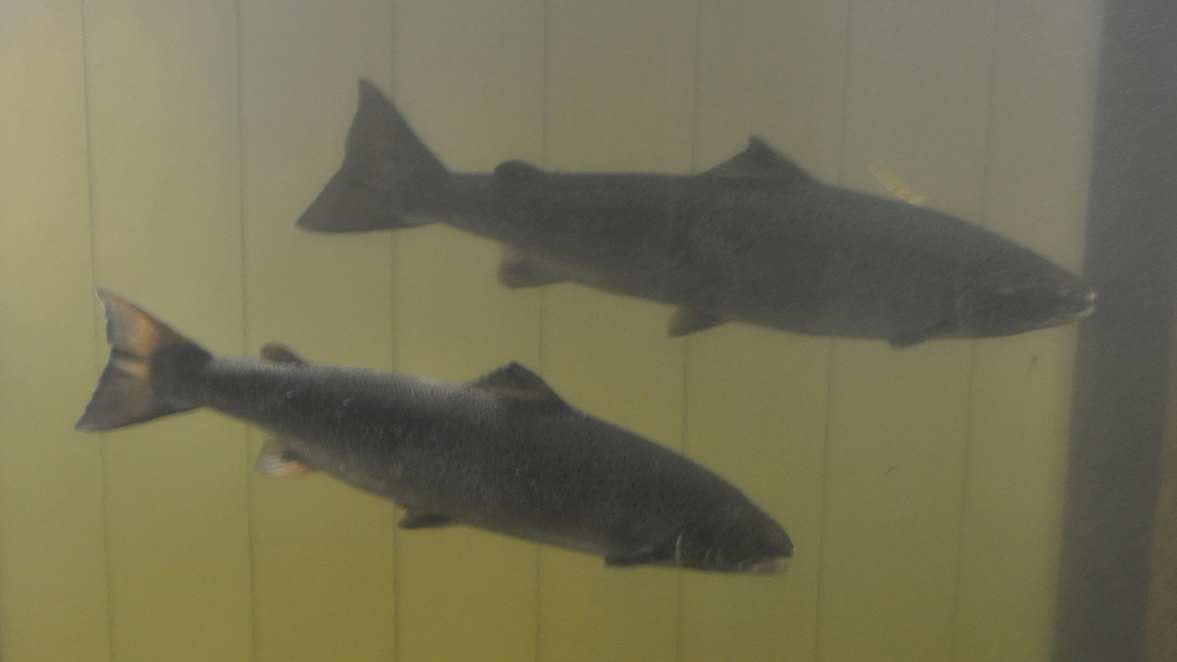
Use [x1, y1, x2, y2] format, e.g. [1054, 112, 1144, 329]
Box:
[471, 363, 570, 412]
[497, 250, 569, 289]
[255, 438, 316, 478]
[398, 510, 454, 529]
[667, 308, 726, 336]
[703, 137, 813, 184]
[260, 342, 308, 365]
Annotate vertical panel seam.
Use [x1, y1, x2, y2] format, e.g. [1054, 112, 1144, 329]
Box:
[817, 1, 856, 659]
[674, 2, 705, 660]
[388, 4, 400, 374]
[389, 8, 401, 662]
[535, 2, 551, 661]
[949, 3, 1003, 659]
[232, 0, 260, 659]
[835, 0, 854, 187]
[79, 1, 116, 658]
[815, 338, 836, 662]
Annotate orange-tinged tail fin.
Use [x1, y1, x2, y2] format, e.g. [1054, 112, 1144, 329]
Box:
[75, 289, 205, 431]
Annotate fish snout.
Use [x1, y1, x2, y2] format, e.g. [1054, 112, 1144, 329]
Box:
[1036, 284, 1098, 327]
[958, 281, 1097, 336]
[740, 535, 793, 574]
[676, 515, 793, 573]
[1071, 287, 1097, 318]
[1046, 285, 1097, 324]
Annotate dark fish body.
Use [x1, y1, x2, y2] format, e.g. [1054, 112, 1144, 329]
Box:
[77, 290, 792, 573]
[298, 80, 1095, 348]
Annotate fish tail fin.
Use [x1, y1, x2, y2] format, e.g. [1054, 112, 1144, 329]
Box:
[75, 289, 208, 431]
[297, 79, 450, 232]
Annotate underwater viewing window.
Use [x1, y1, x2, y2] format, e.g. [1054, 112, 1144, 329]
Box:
[0, 1, 1175, 662]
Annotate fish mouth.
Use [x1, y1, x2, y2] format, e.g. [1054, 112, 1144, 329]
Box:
[1039, 287, 1097, 327]
[1075, 289, 1097, 318]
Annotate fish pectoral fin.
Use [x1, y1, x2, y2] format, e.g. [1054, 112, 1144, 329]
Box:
[702, 137, 813, 184]
[497, 251, 569, 289]
[667, 308, 726, 336]
[604, 545, 667, 567]
[260, 342, 309, 365]
[471, 362, 571, 412]
[888, 318, 960, 349]
[254, 438, 316, 478]
[398, 510, 454, 529]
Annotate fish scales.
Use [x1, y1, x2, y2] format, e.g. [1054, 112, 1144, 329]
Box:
[197, 360, 761, 552]
[77, 290, 791, 573]
[298, 80, 1095, 348]
[424, 171, 1072, 338]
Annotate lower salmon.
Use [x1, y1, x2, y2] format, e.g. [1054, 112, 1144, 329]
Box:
[76, 289, 792, 573]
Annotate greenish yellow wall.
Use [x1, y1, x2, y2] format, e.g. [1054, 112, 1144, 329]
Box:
[0, 1, 1100, 661]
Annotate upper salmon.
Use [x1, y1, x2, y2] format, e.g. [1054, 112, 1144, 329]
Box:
[297, 80, 1095, 348]
[76, 289, 792, 573]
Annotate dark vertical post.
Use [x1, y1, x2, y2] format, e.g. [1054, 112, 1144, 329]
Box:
[1146, 343, 1177, 661]
[1054, 2, 1177, 662]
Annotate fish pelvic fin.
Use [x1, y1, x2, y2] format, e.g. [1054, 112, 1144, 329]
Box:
[75, 290, 208, 431]
[297, 79, 449, 233]
[255, 438, 316, 477]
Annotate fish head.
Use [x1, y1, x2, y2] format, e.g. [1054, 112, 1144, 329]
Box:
[956, 280, 1096, 337]
[673, 509, 794, 573]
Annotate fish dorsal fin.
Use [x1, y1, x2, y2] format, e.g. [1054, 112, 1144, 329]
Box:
[703, 137, 813, 184]
[260, 342, 308, 365]
[472, 362, 569, 411]
[493, 160, 542, 181]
